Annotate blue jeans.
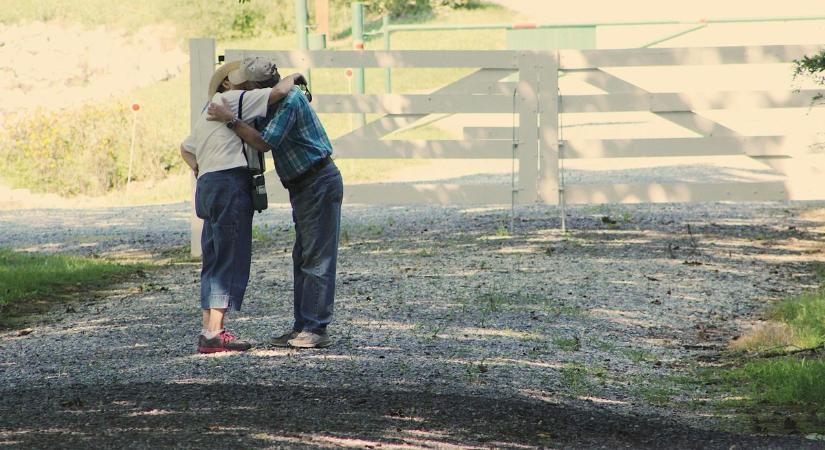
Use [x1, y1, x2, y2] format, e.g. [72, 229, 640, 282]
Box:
[195, 167, 253, 312]
[288, 162, 343, 333]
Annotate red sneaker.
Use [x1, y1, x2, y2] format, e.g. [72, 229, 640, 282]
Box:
[197, 330, 252, 353]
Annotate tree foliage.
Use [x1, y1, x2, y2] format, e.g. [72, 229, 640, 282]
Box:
[793, 49, 825, 86]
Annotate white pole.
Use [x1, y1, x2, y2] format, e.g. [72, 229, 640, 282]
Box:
[126, 104, 139, 188]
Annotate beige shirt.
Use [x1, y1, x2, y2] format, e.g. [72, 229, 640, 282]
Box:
[181, 88, 271, 178]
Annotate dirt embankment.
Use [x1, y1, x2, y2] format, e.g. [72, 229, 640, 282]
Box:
[0, 22, 187, 116]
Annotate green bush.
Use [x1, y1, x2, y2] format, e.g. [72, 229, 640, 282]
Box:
[351, 0, 483, 19]
[0, 0, 295, 40]
[0, 103, 184, 197]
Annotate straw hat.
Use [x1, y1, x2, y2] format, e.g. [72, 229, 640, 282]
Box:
[207, 60, 240, 98]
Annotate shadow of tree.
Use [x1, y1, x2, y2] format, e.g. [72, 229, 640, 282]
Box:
[2, 382, 821, 449]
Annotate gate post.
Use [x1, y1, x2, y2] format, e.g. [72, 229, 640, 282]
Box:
[538, 51, 559, 205]
[517, 52, 540, 204]
[189, 38, 215, 258]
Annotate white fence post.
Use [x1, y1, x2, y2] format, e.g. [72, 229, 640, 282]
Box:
[189, 38, 215, 258]
[517, 53, 540, 204]
[538, 52, 559, 206]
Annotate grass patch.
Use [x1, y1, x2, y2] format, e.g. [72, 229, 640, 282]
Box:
[725, 357, 825, 407]
[731, 288, 825, 354]
[560, 363, 591, 396]
[553, 336, 581, 352]
[711, 270, 825, 432]
[621, 348, 656, 363]
[0, 248, 143, 328]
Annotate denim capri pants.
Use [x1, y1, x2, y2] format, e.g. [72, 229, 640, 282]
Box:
[195, 167, 253, 311]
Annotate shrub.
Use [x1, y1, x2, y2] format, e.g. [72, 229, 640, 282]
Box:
[348, 0, 483, 19]
[0, 103, 184, 197]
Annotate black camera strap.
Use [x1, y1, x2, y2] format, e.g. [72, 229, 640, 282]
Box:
[238, 91, 248, 164]
[237, 91, 266, 174]
[237, 91, 268, 213]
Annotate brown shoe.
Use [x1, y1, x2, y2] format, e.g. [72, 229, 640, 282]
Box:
[271, 330, 301, 347]
[288, 330, 332, 348]
[197, 330, 252, 353]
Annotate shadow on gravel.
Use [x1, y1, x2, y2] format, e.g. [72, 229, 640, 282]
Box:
[1, 383, 820, 450]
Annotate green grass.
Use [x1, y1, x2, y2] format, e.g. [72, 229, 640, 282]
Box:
[710, 271, 825, 431]
[553, 336, 581, 352]
[725, 358, 825, 407]
[621, 348, 656, 363]
[0, 248, 142, 328]
[560, 363, 591, 396]
[770, 289, 825, 348]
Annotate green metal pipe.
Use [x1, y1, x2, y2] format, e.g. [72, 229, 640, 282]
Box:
[295, 0, 310, 85]
[351, 2, 366, 127]
[361, 14, 825, 35]
[642, 23, 708, 48]
[383, 15, 391, 93]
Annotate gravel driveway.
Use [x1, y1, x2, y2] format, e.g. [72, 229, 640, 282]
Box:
[2, 201, 824, 449]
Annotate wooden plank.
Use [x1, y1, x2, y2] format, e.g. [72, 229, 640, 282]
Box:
[560, 90, 825, 113]
[224, 49, 525, 68]
[437, 69, 515, 94]
[563, 181, 790, 204]
[559, 45, 823, 69]
[314, 94, 515, 114]
[577, 70, 738, 136]
[561, 136, 799, 159]
[580, 69, 645, 94]
[188, 38, 215, 258]
[655, 111, 737, 137]
[517, 55, 539, 203]
[538, 53, 560, 205]
[262, 177, 513, 205]
[335, 69, 516, 141]
[463, 127, 514, 140]
[332, 139, 514, 158]
[336, 115, 421, 140]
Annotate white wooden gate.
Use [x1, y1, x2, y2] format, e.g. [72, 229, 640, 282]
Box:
[189, 39, 824, 253]
[554, 45, 825, 204]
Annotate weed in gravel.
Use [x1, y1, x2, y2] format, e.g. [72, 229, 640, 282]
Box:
[591, 339, 618, 353]
[252, 224, 274, 244]
[157, 245, 199, 264]
[479, 291, 508, 313]
[591, 366, 608, 383]
[637, 385, 676, 406]
[553, 336, 581, 352]
[560, 363, 591, 396]
[548, 304, 584, 318]
[622, 348, 656, 363]
[561, 235, 586, 248]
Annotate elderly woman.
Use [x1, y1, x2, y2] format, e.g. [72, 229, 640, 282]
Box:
[180, 57, 303, 353]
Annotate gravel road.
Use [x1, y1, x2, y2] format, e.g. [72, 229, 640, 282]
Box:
[2, 201, 825, 449]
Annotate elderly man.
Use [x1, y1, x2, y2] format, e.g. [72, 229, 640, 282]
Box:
[207, 73, 342, 349]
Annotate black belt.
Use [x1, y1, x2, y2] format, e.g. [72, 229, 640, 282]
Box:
[283, 156, 333, 189]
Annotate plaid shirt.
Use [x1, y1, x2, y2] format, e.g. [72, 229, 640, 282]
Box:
[261, 87, 332, 182]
